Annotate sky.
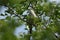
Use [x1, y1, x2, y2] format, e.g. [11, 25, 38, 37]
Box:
[14, 24, 28, 37]
[0, 6, 7, 19]
[50, 0, 60, 4]
[0, 0, 60, 37]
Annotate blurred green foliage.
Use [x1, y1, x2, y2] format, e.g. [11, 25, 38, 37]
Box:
[0, 0, 60, 40]
[0, 16, 23, 40]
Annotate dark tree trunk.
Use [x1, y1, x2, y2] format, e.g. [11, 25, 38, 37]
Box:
[28, 24, 32, 40]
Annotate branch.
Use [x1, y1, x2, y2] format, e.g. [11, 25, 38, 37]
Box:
[14, 13, 27, 22]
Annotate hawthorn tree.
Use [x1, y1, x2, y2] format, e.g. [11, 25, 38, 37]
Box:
[0, 0, 60, 40]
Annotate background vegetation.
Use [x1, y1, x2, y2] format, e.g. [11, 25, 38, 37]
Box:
[0, 0, 60, 40]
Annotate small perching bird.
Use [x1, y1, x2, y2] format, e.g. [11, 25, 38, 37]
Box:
[28, 4, 38, 18]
